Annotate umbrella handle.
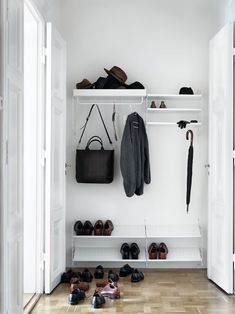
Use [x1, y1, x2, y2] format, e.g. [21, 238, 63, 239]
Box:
[186, 130, 193, 145]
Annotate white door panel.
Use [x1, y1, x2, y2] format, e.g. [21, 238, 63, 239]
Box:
[45, 23, 66, 294]
[208, 23, 234, 294]
[3, 0, 24, 312]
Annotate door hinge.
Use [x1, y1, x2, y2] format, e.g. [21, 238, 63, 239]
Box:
[5, 140, 8, 165]
[41, 150, 47, 167]
[0, 96, 3, 110]
[41, 47, 47, 64]
[233, 253, 235, 263]
[233, 151, 235, 166]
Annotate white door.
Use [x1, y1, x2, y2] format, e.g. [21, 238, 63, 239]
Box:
[2, 0, 24, 312]
[45, 23, 67, 294]
[208, 23, 234, 294]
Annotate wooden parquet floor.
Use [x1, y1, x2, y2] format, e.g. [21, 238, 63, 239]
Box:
[31, 269, 235, 314]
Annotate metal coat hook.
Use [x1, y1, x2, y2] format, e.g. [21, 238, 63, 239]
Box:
[186, 130, 194, 146]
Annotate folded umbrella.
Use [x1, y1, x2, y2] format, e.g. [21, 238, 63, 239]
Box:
[186, 130, 194, 212]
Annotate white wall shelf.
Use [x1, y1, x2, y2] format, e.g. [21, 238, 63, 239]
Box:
[147, 94, 202, 100]
[147, 108, 202, 113]
[147, 248, 202, 263]
[146, 122, 202, 126]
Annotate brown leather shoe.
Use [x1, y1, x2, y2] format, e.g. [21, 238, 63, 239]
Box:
[96, 283, 120, 299]
[103, 220, 114, 236]
[96, 278, 115, 288]
[94, 220, 103, 236]
[159, 242, 168, 259]
[78, 281, 89, 291]
[70, 283, 79, 293]
[148, 243, 158, 259]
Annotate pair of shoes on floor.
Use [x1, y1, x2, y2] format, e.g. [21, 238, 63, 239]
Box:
[148, 242, 168, 259]
[68, 288, 86, 305]
[119, 264, 144, 282]
[74, 220, 93, 235]
[95, 282, 120, 299]
[120, 243, 140, 259]
[70, 269, 93, 282]
[94, 220, 114, 236]
[61, 269, 77, 283]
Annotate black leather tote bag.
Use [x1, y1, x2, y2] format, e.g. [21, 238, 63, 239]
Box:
[76, 105, 114, 184]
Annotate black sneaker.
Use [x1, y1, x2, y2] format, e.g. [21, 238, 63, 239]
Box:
[119, 264, 134, 277]
[92, 292, 105, 309]
[131, 269, 144, 283]
[108, 270, 119, 282]
[94, 265, 104, 279]
[81, 269, 93, 282]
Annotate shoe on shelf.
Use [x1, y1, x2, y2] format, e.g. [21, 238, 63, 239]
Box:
[74, 221, 83, 236]
[131, 269, 144, 283]
[81, 269, 93, 282]
[92, 292, 106, 309]
[130, 243, 140, 259]
[94, 220, 103, 236]
[83, 220, 93, 235]
[120, 243, 130, 259]
[103, 220, 114, 236]
[108, 270, 119, 282]
[148, 243, 158, 259]
[94, 265, 104, 279]
[96, 283, 120, 299]
[61, 269, 76, 283]
[159, 242, 168, 259]
[119, 264, 134, 277]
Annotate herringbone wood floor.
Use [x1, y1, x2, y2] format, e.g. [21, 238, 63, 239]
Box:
[31, 270, 235, 314]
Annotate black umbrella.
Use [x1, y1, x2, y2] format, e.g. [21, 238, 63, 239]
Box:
[186, 130, 194, 213]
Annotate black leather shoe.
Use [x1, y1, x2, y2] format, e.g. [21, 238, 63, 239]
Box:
[130, 243, 140, 259]
[92, 292, 105, 309]
[83, 221, 93, 235]
[74, 221, 83, 235]
[61, 269, 76, 283]
[77, 288, 86, 300]
[120, 243, 130, 259]
[119, 264, 134, 277]
[108, 270, 119, 282]
[81, 269, 93, 282]
[131, 269, 144, 282]
[68, 291, 79, 305]
[94, 265, 104, 279]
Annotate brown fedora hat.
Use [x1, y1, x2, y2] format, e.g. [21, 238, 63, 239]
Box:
[104, 66, 127, 83]
[76, 79, 93, 89]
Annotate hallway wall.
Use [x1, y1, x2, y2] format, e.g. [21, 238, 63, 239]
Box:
[58, 0, 221, 267]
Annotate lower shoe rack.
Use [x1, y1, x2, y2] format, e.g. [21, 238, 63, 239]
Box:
[72, 224, 203, 268]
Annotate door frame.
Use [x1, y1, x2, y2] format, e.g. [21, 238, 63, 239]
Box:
[23, 0, 45, 298]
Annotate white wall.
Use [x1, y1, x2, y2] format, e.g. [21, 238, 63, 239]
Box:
[58, 0, 222, 267]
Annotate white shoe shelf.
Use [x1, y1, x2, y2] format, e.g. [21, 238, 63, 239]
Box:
[72, 224, 202, 268]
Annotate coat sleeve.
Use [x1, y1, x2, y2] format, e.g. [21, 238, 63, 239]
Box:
[120, 119, 136, 197]
[143, 125, 151, 184]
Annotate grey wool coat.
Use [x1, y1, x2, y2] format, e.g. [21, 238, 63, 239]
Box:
[120, 112, 151, 197]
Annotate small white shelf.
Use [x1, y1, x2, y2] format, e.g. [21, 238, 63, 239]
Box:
[147, 94, 202, 100]
[147, 247, 201, 263]
[147, 108, 202, 113]
[147, 122, 201, 126]
[73, 247, 146, 262]
[73, 225, 146, 239]
[146, 224, 201, 238]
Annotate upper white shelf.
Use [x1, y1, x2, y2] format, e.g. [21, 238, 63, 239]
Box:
[147, 94, 202, 100]
[73, 89, 147, 97]
[146, 224, 201, 238]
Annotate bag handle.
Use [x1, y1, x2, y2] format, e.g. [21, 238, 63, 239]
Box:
[86, 135, 103, 146]
[86, 139, 104, 150]
[78, 104, 112, 146]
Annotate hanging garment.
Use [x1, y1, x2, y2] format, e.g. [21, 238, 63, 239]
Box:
[120, 112, 151, 197]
